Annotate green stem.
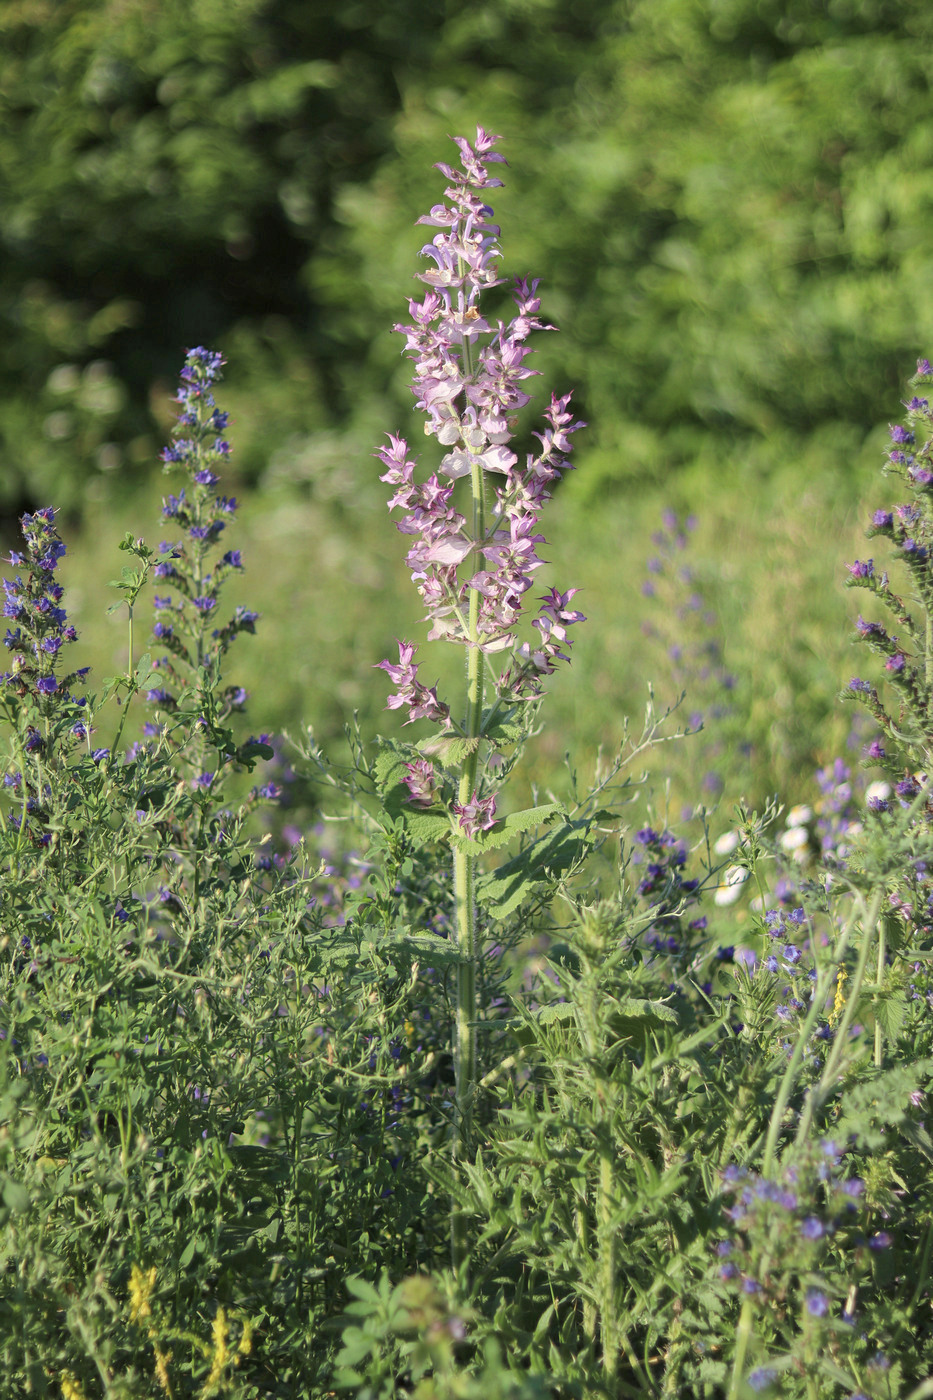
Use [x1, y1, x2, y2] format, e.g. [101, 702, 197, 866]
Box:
[790, 885, 884, 1156]
[874, 915, 886, 1069]
[598, 1150, 618, 1380]
[763, 887, 876, 1176]
[726, 1297, 755, 1400]
[890, 1211, 933, 1351]
[450, 444, 487, 1273]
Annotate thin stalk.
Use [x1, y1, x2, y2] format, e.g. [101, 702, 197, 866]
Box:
[598, 1150, 618, 1380]
[790, 885, 884, 1156]
[763, 888, 872, 1175]
[890, 1212, 933, 1351]
[109, 602, 136, 757]
[874, 916, 887, 1068]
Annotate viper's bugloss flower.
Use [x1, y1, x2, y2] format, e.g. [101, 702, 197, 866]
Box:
[847, 559, 873, 579]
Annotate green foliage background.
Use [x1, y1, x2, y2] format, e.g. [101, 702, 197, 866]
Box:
[4, 0, 933, 507]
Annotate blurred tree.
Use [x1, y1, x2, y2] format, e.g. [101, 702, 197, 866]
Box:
[2, 0, 933, 517]
[0, 0, 447, 514]
[330, 0, 933, 499]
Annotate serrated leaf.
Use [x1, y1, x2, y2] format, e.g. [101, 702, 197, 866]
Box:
[503, 993, 677, 1048]
[476, 819, 598, 918]
[379, 932, 465, 969]
[373, 739, 453, 841]
[481, 713, 526, 746]
[836, 1056, 933, 1144]
[452, 801, 564, 853]
[612, 995, 679, 1026]
[418, 733, 480, 767]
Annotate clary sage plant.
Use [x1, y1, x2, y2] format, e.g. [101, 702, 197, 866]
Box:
[375, 128, 585, 1262]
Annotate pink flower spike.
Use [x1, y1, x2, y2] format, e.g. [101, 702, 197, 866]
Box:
[454, 790, 498, 838]
[403, 758, 438, 807]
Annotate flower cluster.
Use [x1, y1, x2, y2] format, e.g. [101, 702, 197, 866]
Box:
[0, 508, 95, 842]
[845, 359, 933, 774]
[718, 1142, 890, 1391]
[631, 825, 704, 966]
[148, 347, 254, 721]
[376, 128, 586, 719]
[2, 509, 86, 711]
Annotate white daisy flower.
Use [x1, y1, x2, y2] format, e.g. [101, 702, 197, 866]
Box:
[713, 830, 741, 856]
[714, 865, 749, 906]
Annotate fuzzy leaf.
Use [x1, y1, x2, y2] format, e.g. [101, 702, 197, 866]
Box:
[380, 932, 465, 969]
[481, 712, 527, 747]
[451, 801, 564, 853]
[476, 819, 599, 918]
[836, 1056, 933, 1147]
[417, 733, 480, 768]
[374, 739, 451, 842]
[505, 994, 677, 1047]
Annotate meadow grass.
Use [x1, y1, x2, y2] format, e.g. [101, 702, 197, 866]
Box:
[2, 133, 932, 1400]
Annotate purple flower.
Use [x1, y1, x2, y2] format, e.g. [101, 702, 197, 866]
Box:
[889, 424, 914, 444]
[36, 675, 57, 695]
[453, 790, 498, 838]
[379, 130, 584, 700]
[805, 1289, 829, 1318]
[402, 758, 438, 808]
[376, 641, 450, 726]
[847, 559, 874, 579]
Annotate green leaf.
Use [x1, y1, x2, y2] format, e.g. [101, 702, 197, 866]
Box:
[373, 738, 451, 842]
[836, 1057, 933, 1146]
[2, 1178, 29, 1215]
[418, 733, 480, 767]
[504, 993, 677, 1048]
[476, 819, 598, 918]
[452, 801, 564, 853]
[378, 932, 466, 969]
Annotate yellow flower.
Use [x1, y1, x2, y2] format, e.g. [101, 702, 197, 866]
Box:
[201, 1308, 230, 1395]
[129, 1263, 157, 1326]
[154, 1342, 174, 1396]
[829, 965, 848, 1027]
[60, 1374, 87, 1400]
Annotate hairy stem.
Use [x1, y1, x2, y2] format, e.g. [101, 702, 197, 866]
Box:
[451, 450, 487, 1271]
